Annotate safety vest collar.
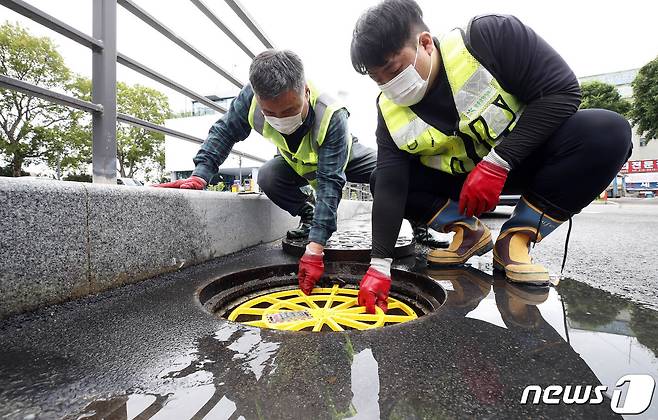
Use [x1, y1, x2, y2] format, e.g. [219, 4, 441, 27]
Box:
[378, 27, 525, 174]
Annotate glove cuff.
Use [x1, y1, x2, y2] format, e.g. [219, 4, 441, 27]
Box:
[304, 244, 324, 257]
[482, 149, 511, 172]
[369, 258, 392, 278]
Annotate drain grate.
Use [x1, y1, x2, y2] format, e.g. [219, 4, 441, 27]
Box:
[198, 264, 445, 332]
[227, 284, 417, 331]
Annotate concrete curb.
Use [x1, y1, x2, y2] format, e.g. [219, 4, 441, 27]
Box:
[0, 177, 372, 319]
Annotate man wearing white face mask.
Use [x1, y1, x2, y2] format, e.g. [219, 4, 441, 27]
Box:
[156, 49, 379, 295]
[350, 0, 632, 314]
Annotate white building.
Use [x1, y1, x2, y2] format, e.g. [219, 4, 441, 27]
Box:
[164, 96, 276, 189]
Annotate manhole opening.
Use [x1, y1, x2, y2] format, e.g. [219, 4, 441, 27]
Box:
[198, 263, 446, 332]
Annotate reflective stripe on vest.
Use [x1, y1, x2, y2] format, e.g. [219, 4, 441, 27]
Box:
[248, 84, 351, 188]
[379, 28, 525, 175]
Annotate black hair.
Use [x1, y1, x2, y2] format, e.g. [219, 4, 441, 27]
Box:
[351, 0, 429, 75]
[249, 49, 305, 99]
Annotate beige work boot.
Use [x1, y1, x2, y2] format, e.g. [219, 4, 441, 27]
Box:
[427, 219, 493, 266]
[493, 228, 550, 285]
[493, 197, 566, 286]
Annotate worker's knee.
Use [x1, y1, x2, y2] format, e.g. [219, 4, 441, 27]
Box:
[257, 162, 276, 193]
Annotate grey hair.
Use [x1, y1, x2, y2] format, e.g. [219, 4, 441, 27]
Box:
[248, 49, 305, 99]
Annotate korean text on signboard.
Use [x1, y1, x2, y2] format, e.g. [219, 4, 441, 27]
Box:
[620, 159, 658, 174]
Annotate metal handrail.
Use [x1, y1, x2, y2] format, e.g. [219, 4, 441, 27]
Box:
[190, 0, 255, 59]
[224, 0, 275, 49]
[0, 0, 104, 50]
[117, 53, 227, 114]
[116, 113, 264, 162]
[117, 0, 244, 89]
[0, 0, 274, 181]
[0, 75, 104, 113]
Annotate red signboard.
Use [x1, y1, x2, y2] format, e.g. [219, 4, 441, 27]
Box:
[620, 159, 658, 174]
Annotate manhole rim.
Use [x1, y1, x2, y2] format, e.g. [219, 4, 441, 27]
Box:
[196, 263, 448, 335]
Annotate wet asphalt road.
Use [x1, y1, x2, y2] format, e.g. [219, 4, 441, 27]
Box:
[480, 201, 658, 310]
[0, 199, 657, 419]
[1, 242, 642, 420]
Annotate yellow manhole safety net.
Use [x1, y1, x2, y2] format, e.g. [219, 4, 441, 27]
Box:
[227, 284, 418, 331]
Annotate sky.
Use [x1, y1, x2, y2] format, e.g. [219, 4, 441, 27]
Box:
[2, 0, 658, 149]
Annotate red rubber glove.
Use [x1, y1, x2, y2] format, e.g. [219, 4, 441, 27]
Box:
[153, 176, 207, 190]
[298, 252, 324, 295]
[358, 267, 392, 314]
[459, 161, 508, 217]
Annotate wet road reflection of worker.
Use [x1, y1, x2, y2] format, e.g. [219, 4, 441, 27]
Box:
[351, 268, 619, 418]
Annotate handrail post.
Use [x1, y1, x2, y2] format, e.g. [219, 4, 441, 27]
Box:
[92, 0, 117, 184]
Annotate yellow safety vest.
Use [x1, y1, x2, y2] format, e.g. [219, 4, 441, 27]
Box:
[248, 83, 352, 189]
[378, 28, 525, 174]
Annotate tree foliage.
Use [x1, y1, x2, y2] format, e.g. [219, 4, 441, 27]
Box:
[631, 56, 658, 142]
[0, 164, 28, 176]
[0, 22, 81, 177]
[116, 82, 170, 179]
[579, 81, 631, 117]
[72, 78, 170, 180]
[1, 22, 171, 180]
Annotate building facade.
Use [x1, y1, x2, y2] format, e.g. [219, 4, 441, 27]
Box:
[164, 96, 276, 190]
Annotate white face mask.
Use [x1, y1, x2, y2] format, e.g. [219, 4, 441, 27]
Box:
[379, 40, 433, 106]
[264, 112, 304, 135]
[263, 90, 308, 135]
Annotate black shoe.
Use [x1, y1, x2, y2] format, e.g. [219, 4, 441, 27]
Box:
[287, 202, 315, 239]
[412, 223, 449, 248]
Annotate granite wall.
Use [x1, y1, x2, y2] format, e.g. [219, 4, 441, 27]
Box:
[0, 177, 372, 319]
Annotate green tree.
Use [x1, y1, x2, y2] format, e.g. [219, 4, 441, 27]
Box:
[0, 165, 28, 176]
[37, 109, 91, 178]
[72, 78, 170, 179]
[116, 82, 170, 178]
[579, 81, 631, 117]
[631, 57, 658, 143]
[0, 22, 81, 177]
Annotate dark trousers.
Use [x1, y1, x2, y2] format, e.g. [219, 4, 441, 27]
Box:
[257, 142, 377, 216]
[370, 109, 633, 222]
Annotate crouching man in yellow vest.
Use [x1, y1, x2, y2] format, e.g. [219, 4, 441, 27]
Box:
[349, 0, 632, 313]
[156, 50, 377, 294]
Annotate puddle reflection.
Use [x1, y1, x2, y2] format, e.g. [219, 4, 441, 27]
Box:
[73, 267, 658, 419]
[426, 266, 658, 418]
